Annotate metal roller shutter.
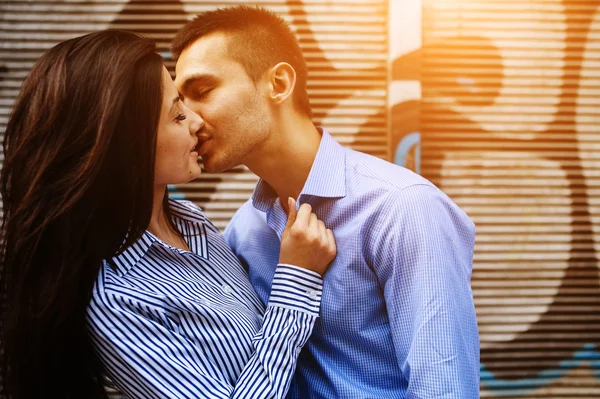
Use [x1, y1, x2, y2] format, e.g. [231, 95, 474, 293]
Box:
[1, 0, 389, 231]
[171, 0, 389, 229]
[1, 2, 387, 394]
[422, 0, 600, 397]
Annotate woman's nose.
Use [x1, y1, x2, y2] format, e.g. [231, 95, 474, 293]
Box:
[189, 110, 204, 134]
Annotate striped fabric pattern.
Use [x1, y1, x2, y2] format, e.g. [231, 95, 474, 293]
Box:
[86, 200, 323, 399]
[224, 129, 480, 398]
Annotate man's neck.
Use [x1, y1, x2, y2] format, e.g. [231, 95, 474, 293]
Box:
[245, 117, 322, 213]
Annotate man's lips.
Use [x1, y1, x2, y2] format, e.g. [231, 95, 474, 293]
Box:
[195, 139, 211, 156]
[192, 133, 212, 156]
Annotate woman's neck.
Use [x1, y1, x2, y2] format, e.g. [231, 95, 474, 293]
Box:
[148, 185, 189, 251]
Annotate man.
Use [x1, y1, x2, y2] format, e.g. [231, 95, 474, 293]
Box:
[172, 6, 480, 398]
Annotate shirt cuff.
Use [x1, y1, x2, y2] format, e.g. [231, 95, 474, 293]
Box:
[267, 264, 323, 316]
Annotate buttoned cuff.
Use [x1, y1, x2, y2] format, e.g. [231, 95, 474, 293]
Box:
[267, 264, 323, 316]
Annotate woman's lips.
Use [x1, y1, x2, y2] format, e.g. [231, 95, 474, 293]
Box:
[194, 139, 210, 157]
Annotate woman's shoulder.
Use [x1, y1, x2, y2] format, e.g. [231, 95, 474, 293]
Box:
[88, 261, 169, 316]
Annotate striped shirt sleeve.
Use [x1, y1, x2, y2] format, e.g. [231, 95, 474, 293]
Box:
[233, 264, 323, 398]
[87, 264, 323, 399]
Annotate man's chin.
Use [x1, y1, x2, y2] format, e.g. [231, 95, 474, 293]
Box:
[201, 157, 229, 174]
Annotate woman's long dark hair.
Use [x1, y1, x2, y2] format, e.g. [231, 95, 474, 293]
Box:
[0, 30, 165, 398]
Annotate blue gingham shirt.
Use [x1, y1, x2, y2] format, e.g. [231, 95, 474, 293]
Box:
[224, 129, 480, 398]
[86, 199, 324, 399]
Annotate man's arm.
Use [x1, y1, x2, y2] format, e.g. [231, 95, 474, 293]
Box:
[370, 184, 480, 398]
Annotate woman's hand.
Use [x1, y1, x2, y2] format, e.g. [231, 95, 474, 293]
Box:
[279, 198, 337, 276]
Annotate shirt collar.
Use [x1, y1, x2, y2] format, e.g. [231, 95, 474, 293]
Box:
[108, 199, 205, 275]
[109, 232, 156, 276]
[252, 128, 346, 212]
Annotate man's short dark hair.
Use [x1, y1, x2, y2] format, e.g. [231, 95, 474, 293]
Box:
[172, 5, 311, 117]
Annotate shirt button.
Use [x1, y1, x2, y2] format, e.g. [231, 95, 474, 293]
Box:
[308, 290, 319, 300]
[222, 284, 234, 294]
[198, 298, 208, 306]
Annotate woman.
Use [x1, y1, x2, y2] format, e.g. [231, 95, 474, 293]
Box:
[0, 30, 335, 399]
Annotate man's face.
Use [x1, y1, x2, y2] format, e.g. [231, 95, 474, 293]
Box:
[175, 32, 271, 173]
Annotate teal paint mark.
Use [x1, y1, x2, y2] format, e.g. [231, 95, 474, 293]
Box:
[481, 344, 600, 395]
[167, 184, 185, 200]
[394, 132, 420, 174]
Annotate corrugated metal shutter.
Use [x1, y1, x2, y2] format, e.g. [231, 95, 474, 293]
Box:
[1, 0, 389, 231]
[422, 0, 600, 397]
[1, 1, 387, 395]
[170, 0, 389, 229]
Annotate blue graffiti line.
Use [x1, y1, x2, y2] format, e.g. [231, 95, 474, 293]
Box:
[481, 343, 600, 396]
[167, 184, 185, 200]
[394, 132, 420, 174]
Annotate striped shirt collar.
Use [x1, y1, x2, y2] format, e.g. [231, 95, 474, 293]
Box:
[109, 199, 206, 275]
[252, 128, 347, 212]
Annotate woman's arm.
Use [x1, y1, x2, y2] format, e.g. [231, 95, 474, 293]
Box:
[87, 264, 322, 399]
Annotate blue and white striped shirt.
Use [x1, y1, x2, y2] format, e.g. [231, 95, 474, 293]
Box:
[224, 129, 480, 398]
[86, 199, 323, 399]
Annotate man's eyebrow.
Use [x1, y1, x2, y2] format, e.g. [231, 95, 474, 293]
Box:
[170, 95, 180, 112]
[179, 74, 218, 93]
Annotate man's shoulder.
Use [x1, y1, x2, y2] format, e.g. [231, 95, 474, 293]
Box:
[344, 148, 435, 194]
[342, 149, 471, 227]
[231, 198, 265, 222]
[224, 198, 267, 237]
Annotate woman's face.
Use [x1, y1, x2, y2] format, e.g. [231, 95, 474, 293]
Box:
[154, 66, 204, 186]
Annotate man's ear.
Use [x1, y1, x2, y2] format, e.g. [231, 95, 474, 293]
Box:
[266, 62, 296, 105]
